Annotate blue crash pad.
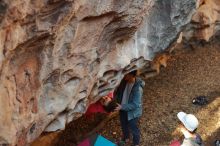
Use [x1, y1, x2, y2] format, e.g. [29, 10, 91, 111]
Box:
[94, 135, 116, 146]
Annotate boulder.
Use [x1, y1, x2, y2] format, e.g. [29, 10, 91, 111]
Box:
[0, 0, 198, 145]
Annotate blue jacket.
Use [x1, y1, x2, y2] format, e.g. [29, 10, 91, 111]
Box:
[115, 77, 145, 120]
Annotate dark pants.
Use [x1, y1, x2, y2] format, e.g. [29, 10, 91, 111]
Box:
[119, 111, 140, 145]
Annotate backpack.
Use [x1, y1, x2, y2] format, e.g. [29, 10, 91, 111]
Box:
[215, 140, 220, 146]
[192, 96, 208, 106]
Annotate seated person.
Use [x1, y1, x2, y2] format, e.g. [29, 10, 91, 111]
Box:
[170, 111, 204, 146]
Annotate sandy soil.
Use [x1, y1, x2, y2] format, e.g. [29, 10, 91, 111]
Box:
[53, 40, 220, 146]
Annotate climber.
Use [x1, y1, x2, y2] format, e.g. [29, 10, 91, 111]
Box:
[170, 112, 204, 146]
[114, 70, 145, 146]
[85, 92, 113, 118]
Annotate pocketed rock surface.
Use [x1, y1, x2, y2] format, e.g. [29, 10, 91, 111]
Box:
[1, 0, 220, 145]
[0, 0, 198, 144]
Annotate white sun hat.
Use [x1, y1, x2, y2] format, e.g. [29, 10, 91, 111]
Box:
[177, 112, 199, 132]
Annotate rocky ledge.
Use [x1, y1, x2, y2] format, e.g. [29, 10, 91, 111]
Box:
[0, 0, 219, 145]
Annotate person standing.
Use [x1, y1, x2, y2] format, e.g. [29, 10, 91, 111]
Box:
[114, 70, 145, 146]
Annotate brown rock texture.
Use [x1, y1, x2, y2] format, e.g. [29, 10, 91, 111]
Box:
[0, 0, 204, 145]
[183, 0, 220, 41]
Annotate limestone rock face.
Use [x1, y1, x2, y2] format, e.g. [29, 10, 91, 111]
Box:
[183, 0, 220, 41]
[0, 0, 197, 145]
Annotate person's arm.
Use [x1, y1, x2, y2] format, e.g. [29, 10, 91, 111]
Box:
[121, 86, 142, 111]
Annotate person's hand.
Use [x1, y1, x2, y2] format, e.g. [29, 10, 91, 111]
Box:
[114, 103, 122, 111]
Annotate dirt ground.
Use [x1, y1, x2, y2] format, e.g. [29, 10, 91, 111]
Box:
[53, 40, 220, 146]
